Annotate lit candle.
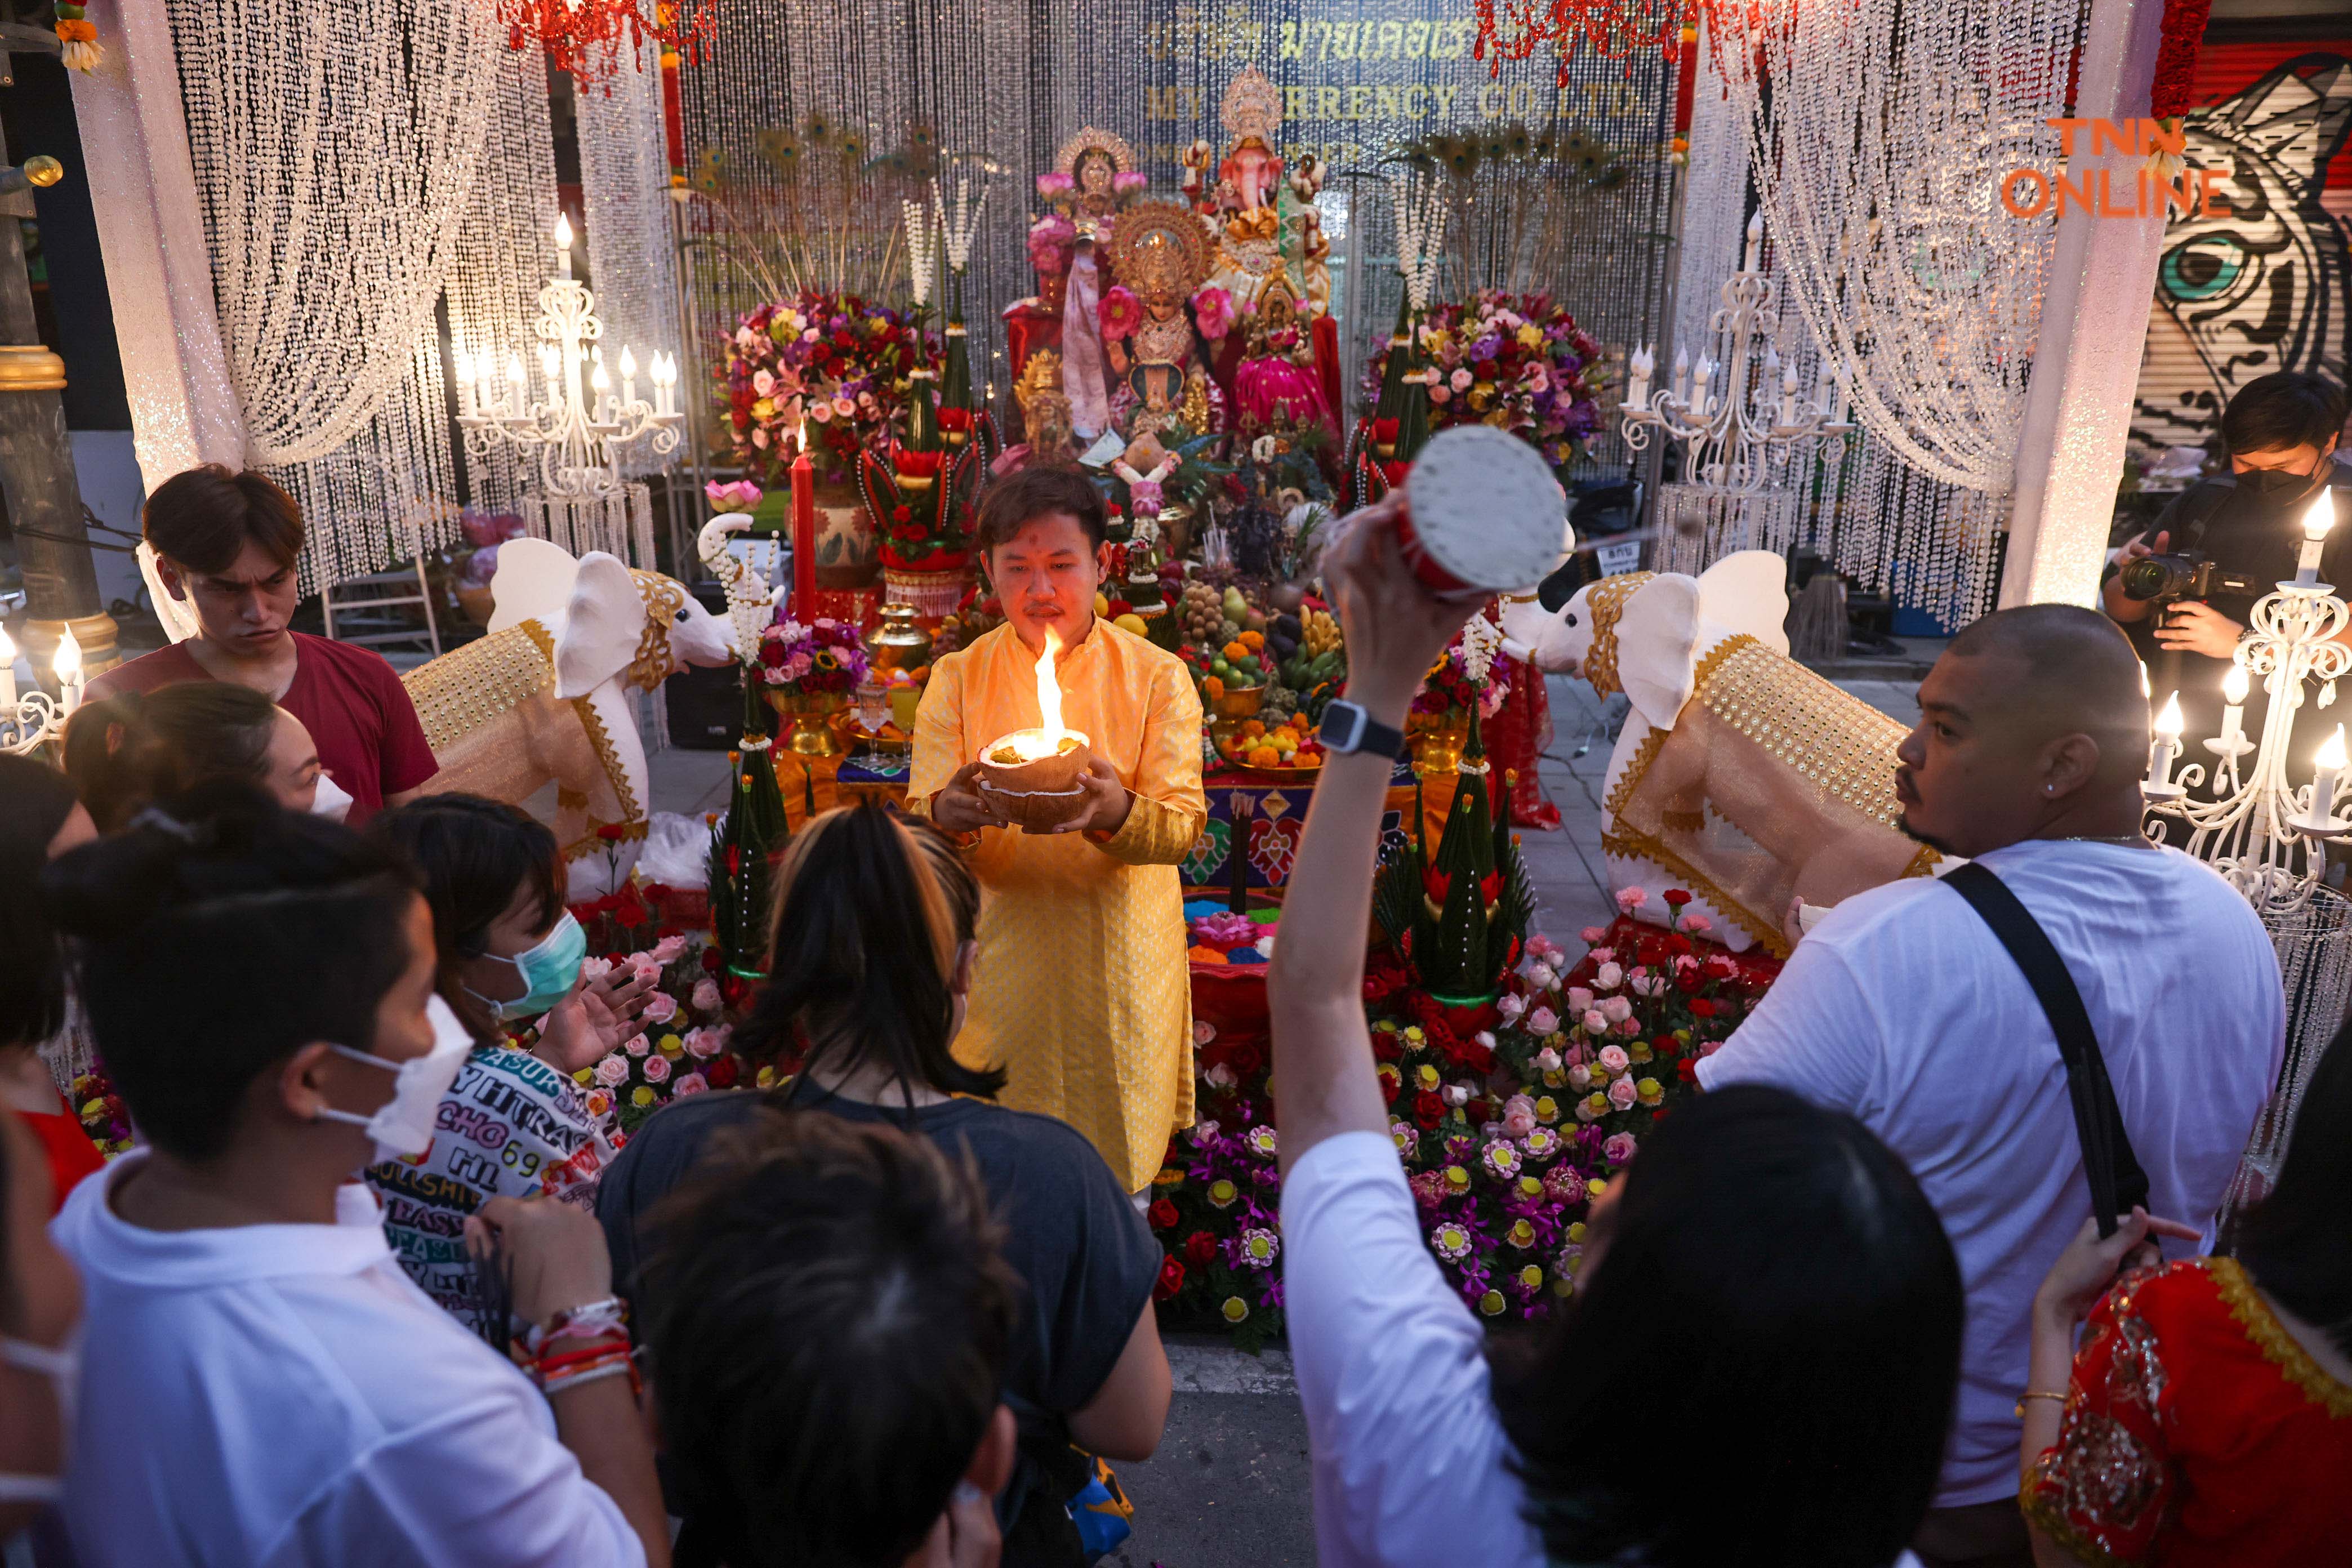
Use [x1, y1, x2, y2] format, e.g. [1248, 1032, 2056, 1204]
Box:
[0, 622, 17, 710]
[1626, 345, 1652, 411]
[52, 626, 82, 715]
[452, 345, 476, 417]
[2146, 690, 2184, 791]
[791, 420, 817, 618]
[554, 211, 575, 280]
[1744, 211, 1763, 273]
[2296, 487, 2336, 585]
[2220, 662, 2249, 746]
[2315, 726, 2347, 822]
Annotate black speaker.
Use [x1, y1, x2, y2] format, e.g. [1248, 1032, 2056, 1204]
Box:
[666, 581, 742, 750]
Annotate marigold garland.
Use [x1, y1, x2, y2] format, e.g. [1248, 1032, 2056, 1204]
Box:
[54, 1, 98, 72]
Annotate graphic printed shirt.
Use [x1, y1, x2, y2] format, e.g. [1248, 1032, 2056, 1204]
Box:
[365, 1044, 616, 1338]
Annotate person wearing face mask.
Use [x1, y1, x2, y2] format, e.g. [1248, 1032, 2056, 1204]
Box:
[2103, 371, 2349, 773]
[0, 756, 104, 1219]
[0, 1108, 83, 1559]
[64, 680, 353, 829]
[41, 786, 670, 1568]
[364, 795, 651, 1337]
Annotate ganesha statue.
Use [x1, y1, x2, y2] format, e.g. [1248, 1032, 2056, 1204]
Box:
[1183, 67, 1332, 318]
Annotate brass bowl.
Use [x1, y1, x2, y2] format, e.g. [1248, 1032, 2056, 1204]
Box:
[979, 728, 1092, 796]
[978, 779, 1089, 833]
[1208, 684, 1264, 721]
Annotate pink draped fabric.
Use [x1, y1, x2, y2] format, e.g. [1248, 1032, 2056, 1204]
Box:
[1062, 250, 1111, 436]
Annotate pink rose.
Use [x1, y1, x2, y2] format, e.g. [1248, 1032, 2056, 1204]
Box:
[1569, 1063, 1593, 1091]
[672, 1072, 709, 1097]
[1475, 1030, 1498, 1052]
[648, 934, 688, 965]
[1527, 1006, 1560, 1036]
[1607, 1077, 1638, 1110]
[642, 1053, 671, 1085]
[1450, 368, 1472, 391]
[1192, 1019, 1219, 1046]
[593, 1053, 630, 1086]
[1497, 993, 1527, 1023]
[683, 1027, 723, 1059]
[1428, 385, 1451, 406]
[1597, 1045, 1631, 1076]
[581, 956, 614, 982]
[622, 1032, 650, 1057]
[1580, 1009, 1608, 1035]
[1615, 887, 1648, 911]
[691, 978, 721, 1013]
[643, 991, 679, 1024]
[1600, 996, 1632, 1026]
[1701, 1038, 1725, 1057]
[809, 401, 834, 423]
[1203, 1062, 1237, 1089]
[1603, 1132, 1639, 1165]
[1618, 1017, 1642, 1036]
[1533, 1046, 1562, 1073]
[1593, 961, 1624, 992]
[1502, 1097, 1538, 1140]
[1566, 986, 1595, 1014]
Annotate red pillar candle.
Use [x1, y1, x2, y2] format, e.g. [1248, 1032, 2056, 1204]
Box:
[791, 422, 817, 618]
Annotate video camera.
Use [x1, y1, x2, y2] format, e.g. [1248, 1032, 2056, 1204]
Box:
[2117, 550, 2265, 608]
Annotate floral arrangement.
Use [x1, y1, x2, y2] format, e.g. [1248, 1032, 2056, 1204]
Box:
[720, 292, 925, 486]
[1027, 213, 1077, 279]
[755, 614, 869, 694]
[1364, 290, 1603, 467]
[1411, 625, 1515, 722]
[52, 0, 97, 71]
[73, 1066, 133, 1160]
[570, 936, 745, 1135]
[1149, 897, 1780, 1345]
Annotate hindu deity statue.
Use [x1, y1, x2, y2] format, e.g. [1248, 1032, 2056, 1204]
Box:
[1232, 277, 1334, 440]
[1103, 201, 1224, 442]
[1184, 68, 1333, 319]
[1001, 349, 1077, 472]
[1025, 127, 1146, 436]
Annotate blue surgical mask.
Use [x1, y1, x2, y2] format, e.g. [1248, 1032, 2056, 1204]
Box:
[465, 912, 588, 1022]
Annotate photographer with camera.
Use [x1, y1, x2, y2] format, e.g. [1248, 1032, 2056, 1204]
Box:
[2102, 372, 2349, 768]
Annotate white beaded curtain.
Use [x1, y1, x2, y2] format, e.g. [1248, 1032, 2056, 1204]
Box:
[447, 43, 562, 516]
[1709, 0, 2087, 625]
[164, 0, 498, 594]
[578, 34, 685, 479]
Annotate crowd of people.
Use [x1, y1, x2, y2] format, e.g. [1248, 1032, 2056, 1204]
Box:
[2, 401, 2350, 1568]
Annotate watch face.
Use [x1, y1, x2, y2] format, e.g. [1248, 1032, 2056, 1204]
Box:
[1321, 703, 1366, 750]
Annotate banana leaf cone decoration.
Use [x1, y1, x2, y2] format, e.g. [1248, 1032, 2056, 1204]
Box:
[709, 673, 791, 979]
[1373, 705, 1533, 1004]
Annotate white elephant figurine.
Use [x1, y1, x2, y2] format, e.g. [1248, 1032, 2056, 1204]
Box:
[400, 539, 738, 897]
[1503, 551, 1939, 954]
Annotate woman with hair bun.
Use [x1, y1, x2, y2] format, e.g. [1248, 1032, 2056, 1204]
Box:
[63, 681, 351, 830]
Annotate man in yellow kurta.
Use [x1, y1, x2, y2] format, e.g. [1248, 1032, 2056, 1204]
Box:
[911, 465, 1207, 1191]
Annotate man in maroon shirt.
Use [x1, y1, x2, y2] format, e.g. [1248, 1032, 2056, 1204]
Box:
[87, 466, 437, 825]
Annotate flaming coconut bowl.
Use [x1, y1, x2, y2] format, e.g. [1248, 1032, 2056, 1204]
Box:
[978, 728, 1093, 832]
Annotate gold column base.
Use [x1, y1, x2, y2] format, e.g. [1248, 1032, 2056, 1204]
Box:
[0, 344, 68, 391]
[18, 611, 123, 685]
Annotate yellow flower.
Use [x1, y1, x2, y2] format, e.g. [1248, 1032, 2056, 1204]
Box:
[1377, 1063, 1402, 1093]
[658, 1034, 684, 1058]
[1444, 1165, 1471, 1192]
[1516, 323, 1543, 350]
[1552, 1276, 1575, 1297]
[755, 1065, 778, 1089]
[751, 398, 776, 420]
[1674, 1028, 1692, 1044]
[1517, 1175, 1543, 1200]
[1391, 1124, 1414, 1154]
[1542, 1069, 1565, 1089]
[1153, 1168, 1184, 1187]
[1415, 1063, 1441, 1090]
[1586, 1092, 1611, 1117]
[631, 1086, 656, 1107]
[1534, 1096, 1559, 1124]
[1506, 1219, 1536, 1249]
[1402, 1025, 1425, 1044]
[1222, 1296, 1250, 1324]
[1568, 1221, 1589, 1244]
[1629, 1041, 1653, 1064]
[1587, 1177, 1609, 1199]
[1208, 1178, 1240, 1209]
[1637, 1076, 1665, 1106]
[1242, 1233, 1277, 1264]
[572, 1068, 593, 1085]
[1518, 1264, 1544, 1290]
[1478, 1290, 1507, 1317]
[1374, 1019, 1396, 1033]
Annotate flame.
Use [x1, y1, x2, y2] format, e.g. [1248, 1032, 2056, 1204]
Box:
[2321, 726, 2348, 772]
[2302, 487, 2335, 544]
[1035, 625, 1065, 740]
[2154, 691, 2184, 740]
[2222, 663, 2249, 705]
[52, 627, 81, 681]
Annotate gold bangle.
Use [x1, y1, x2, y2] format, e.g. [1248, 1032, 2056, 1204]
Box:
[2015, 1390, 2069, 1417]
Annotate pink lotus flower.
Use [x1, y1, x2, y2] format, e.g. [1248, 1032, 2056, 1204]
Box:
[1603, 1132, 1640, 1165]
[1036, 171, 1073, 197]
[1597, 1045, 1631, 1076]
[672, 1072, 709, 1097]
[705, 479, 764, 513]
[1607, 1077, 1638, 1110]
[1580, 1009, 1608, 1035]
[1113, 171, 1148, 194]
[643, 991, 679, 1025]
[593, 1053, 630, 1086]
[622, 1032, 650, 1057]
[1526, 1006, 1559, 1036]
[1615, 887, 1649, 911]
[1593, 961, 1624, 992]
[642, 1053, 671, 1085]
[691, 978, 721, 1013]
[1191, 286, 1236, 340]
[1565, 986, 1594, 1014]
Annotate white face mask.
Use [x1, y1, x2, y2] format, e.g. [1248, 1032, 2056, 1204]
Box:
[314, 994, 473, 1165]
[309, 770, 354, 823]
[0, 1328, 80, 1504]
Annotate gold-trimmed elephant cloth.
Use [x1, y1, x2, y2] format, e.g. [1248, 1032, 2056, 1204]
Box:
[1602, 635, 1940, 956]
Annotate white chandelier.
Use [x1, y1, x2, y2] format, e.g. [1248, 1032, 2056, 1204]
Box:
[2142, 491, 2350, 914]
[452, 213, 683, 502]
[1620, 216, 1854, 497]
[1, 624, 82, 756]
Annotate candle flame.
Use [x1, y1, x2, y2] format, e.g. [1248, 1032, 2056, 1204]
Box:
[52, 627, 81, 681]
[2139, 661, 2150, 700]
[2222, 662, 2249, 704]
[2155, 690, 2183, 740]
[1035, 625, 1065, 740]
[554, 211, 574, 251]
[2321, 726, 2347, 772]
[2304, 487, 2337, 544]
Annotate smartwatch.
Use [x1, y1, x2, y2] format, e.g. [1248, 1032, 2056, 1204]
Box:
[1318, 699, 1407, 761]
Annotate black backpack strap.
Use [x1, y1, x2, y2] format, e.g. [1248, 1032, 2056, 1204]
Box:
[1942, 862, 2151, 1237]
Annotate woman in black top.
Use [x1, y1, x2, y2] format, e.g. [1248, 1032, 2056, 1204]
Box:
[598, 801, 1169, 1562]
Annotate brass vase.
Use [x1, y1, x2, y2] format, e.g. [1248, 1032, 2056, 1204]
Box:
[765, 688, 849, 757]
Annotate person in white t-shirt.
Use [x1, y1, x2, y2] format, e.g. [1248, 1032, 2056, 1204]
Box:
[1267, 493, 1962, 1568]
[1701, 604, 2284, 1568]
[41, 788, 671, 1568]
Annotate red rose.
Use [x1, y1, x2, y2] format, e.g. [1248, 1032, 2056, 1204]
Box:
[893, 505, 913, 523]
[1148, 1198, 1178, 1230]
[613, 898, 645, 930]
[1413, 1091, 1445, 1128]
[596, 822, 628, 843]
[1689, 998, 1716, 1018]
[1676, 1057, 1700, 1083]
[759, 640, 787, 668]
[1651, 1034, 1680, 1055]
[1662, 889, 1692, 907]
[701, 947, 723, 973]
[1153, 1254, 1186, 1301]
[1184, 1230, 1219, 1266]
[707, 1054, 740, 1088]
